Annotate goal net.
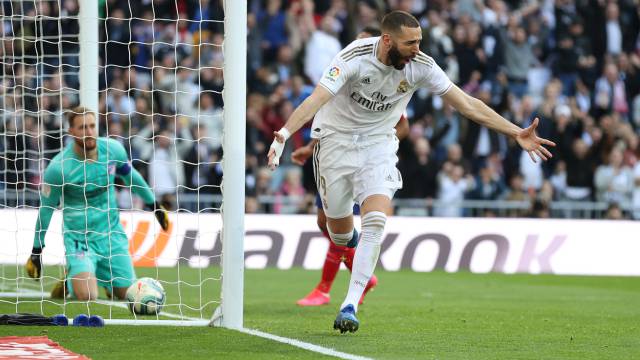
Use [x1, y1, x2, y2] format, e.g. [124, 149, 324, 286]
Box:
[0, 0, 245, 327]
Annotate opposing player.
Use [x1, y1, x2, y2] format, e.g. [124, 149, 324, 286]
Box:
[268, 11, 554, 333]
[26, 107, 169, 301]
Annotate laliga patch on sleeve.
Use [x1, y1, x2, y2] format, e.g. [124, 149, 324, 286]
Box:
[0, 336, 90, 359]
[324, 66, 341, 82]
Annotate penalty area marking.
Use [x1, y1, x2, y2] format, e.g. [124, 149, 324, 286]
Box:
[1, 285, 374, 360]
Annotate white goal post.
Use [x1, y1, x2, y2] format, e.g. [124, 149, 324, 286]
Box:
[0, 0, 245, 328]
[219, 0, 246, 330]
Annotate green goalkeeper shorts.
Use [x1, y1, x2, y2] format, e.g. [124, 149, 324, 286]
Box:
[64, 232, 136, 296]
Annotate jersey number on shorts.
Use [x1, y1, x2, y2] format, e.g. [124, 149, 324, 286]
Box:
[73, 240, 89, 252]
[319, 176, 329, 209]
[319, 176, 327, 197]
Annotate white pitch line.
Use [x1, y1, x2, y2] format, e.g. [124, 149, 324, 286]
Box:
[2, 285, 374, 360]
[239, 328, 374, 360]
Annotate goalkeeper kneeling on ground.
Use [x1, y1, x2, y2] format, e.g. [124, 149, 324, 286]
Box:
[26, 106, 169, 301]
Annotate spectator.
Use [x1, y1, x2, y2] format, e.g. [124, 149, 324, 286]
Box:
[605, 202, 625, 220]
[502, 24, 537, 98]
[552, 35, 579, 96]
[435, 163, 474, 217]
[594, 63, 628, 119]
[529, 199, 551, 218]
[617, 53, 640, 115]
[304, 15, 342, 83]
[604, 3, 623, 56]
[196, 92, 223, 151]
[254, 167, 275, 213]
[594, 148, 633, 204]
[568, 18, 597, 88]
[106, 79, 135, 122]
[257, 0, 289, 62]
[468, 163, 503, 201]
[549, 160, 568, 200]
[104, 8, 131, 68]
[501, 173, 528, 217]
[131, 117, 193, 197]
[274, 167, 306, 214]
[397, 137, 439, 199]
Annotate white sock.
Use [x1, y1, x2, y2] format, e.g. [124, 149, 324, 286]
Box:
[340, 211, 386, 312]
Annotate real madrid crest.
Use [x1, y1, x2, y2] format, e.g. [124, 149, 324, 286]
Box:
[397, 79, 409, 93]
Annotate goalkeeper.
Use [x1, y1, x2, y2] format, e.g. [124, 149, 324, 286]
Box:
[26, 107, 169, 301]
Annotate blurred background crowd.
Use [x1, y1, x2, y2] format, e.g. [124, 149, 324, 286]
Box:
[1, 0, 640, 219]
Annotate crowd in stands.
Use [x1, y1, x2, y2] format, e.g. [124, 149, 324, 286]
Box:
[1, 0, 640, 219]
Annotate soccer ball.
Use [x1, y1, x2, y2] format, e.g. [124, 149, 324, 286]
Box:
[126, 277, 166, 315]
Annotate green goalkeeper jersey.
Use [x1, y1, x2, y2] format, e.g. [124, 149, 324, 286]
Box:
[33, 137, 155, 248]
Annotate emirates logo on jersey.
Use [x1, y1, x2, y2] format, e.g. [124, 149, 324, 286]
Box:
[349, 91, 394, 112]
[397, 80, 409, 93]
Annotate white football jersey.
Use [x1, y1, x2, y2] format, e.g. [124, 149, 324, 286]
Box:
[314, 36, 452, 137]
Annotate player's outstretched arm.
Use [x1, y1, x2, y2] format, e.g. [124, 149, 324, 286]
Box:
[110, 139, 169, 231]
[442, 85, 555, 162]
[128, 169, 169, 231]
[28, 164, 63, 279]
[291, 139, 319, 165]
[119, 164, 155, 205]
[120, 166, 169, 231]
[268, 86, 333, 170]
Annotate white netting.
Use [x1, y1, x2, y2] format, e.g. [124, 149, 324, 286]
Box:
[0, 0, 233, 325]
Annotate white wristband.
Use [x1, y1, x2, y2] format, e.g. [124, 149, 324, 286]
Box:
[277, 128, 291, 141]
[269, 128, 290, 167]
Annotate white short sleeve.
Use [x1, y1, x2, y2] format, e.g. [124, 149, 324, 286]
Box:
[417, 61, 453, 96]
[310, 116, 323, 139]
[318, 56, 356, 95]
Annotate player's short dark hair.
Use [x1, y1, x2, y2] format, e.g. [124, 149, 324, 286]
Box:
[67, 106, 96, 128]
[361, 26, 381, 37]
[381, 11, 420, 34]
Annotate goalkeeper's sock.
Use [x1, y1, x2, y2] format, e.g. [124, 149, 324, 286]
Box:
[340, 211, 386, 312]
[316, 241, 344, 293]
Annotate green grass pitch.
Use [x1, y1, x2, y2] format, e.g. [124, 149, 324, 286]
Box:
[0, 267, 638, 359]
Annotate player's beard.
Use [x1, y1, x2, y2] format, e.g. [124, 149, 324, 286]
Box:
[389, 45, 414, 70]
[388, 44, 407, 70]
[76, 137, 97, 153]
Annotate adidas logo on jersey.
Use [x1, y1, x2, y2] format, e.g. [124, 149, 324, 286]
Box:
[361, 77, 371, 84]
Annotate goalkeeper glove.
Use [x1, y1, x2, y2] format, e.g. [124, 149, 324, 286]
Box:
[26, 247, 43, 280]
[148, 202, 169, 231]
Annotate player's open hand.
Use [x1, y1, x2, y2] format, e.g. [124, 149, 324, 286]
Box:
[26, 247, 42, 280]
[516, 118, 556, 162]
[267, 131, 287, 170]
[291, 144, 313, 165]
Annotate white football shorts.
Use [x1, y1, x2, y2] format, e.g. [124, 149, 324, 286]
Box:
[313, 133, 403, 219]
